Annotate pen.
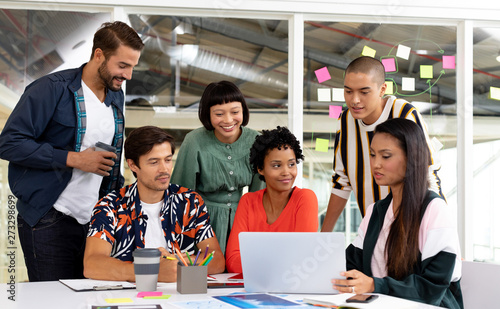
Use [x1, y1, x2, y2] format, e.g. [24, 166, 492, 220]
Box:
[162, 256, 177, 261]
[174, 247, 189, 266]
[193, 250, 201, 265]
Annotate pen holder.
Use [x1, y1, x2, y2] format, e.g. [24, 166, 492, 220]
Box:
[176, 263, 207, 294]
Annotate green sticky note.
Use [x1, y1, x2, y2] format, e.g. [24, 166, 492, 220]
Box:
[420, 65, 433, 79]
[361, 46, 376, 58]
[315, 138, 329, 152]
[144, 295, 171, 299]
[105, 298, 133, 303]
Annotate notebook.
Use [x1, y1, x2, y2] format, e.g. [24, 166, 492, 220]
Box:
[239, 232, 346, 294]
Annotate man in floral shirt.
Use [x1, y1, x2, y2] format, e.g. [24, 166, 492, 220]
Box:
[83, 126, 225, 282]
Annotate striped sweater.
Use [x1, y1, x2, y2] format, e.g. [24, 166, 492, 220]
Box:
[331, 95, 442, 215]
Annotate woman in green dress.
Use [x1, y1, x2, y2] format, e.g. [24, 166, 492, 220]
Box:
[171, 81, 264, 253]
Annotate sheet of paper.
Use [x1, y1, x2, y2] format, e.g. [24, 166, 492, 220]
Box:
[59, 279, 135, 291]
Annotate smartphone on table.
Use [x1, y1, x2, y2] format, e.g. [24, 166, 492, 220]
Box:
[346, 294, 378, 303]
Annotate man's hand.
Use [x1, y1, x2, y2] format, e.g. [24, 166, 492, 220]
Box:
[67, 147, 117, 176]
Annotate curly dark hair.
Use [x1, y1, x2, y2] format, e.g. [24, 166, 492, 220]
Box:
[250, 126, 304, 181]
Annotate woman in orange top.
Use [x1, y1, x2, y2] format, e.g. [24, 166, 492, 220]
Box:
[225, 126, 319, 273]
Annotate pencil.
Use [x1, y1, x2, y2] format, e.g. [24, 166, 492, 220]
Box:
[186, 252, 193, 265]
[174, 247, 188, 266]
[199, 250, 215, 266]
[202, 244, 209, 259]
[202, 255, 214, 266]
[193, 250, 201, 265]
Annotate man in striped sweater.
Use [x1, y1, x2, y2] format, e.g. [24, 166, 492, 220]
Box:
[321, 56, 442, 232]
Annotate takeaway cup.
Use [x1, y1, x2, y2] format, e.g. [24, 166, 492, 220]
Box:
[133, 248, 161, 291]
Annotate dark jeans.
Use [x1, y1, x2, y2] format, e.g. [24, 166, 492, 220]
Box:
[17, 207, 89, 282]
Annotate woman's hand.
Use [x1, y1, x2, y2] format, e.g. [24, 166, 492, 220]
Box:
[331, 269, 375, 294]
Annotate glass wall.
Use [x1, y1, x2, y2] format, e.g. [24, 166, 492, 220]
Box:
[0, 8, 111, 283]
[472, 26, 500, 263]
[302, 21, 459, 242]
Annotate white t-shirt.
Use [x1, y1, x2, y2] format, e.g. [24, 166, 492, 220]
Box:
[141, 200, 167, 249]
[53, 81, 114, 224]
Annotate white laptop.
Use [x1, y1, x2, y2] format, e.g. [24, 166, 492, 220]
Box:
[239, 232, 346, 294]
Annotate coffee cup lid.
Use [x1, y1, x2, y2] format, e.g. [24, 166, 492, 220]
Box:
[133, 248, 161, 258]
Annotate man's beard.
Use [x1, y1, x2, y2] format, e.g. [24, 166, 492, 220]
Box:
[98, 60, 121, 92]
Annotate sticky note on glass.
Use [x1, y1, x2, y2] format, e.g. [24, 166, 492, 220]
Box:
[442, 55, 455, 69]
[317, 88, 331, 102]
[402, 77, 415, 91]
[361, 46, 376, 57]
[315, 138, 329, 152]
[381, 58, 396, 72]
[332, 88, 344, 101]
[329, 105, 342, 118]
[137, 291, 162, 298]
[396, 44, 411, 60]
[385, 81, 394, 95]
[490, 86, 500, 100]
[420, 65, 433, 79]
[315, 67, 331, 83]
[105, 298, 133, 303]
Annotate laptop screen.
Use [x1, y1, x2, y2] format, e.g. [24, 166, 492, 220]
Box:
[239, 232, 346, 294]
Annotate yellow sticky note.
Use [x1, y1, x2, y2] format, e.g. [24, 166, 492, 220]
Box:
[105, 298, 133, 303]
[490, 86, 500, 100]
[315, 138, 329, 152]
[385, 81, 394, 95]
[420, 65, 433, 79]
[361, 46, 376, 58]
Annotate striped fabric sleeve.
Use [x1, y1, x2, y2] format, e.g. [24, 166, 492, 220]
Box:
[331, 111, 353, 199]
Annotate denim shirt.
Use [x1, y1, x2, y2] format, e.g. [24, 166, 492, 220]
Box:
[0, 64, 125, 226]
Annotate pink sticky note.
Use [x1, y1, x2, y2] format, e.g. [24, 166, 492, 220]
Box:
[442, 56, 455, 69]
[329, 105, 342, 118]
[381, 58, 396, 72]
[137, 291, 163, 298]
[314, 67, 331, 83]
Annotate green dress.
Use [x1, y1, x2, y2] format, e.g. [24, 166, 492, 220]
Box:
[171, 126, 264, 253]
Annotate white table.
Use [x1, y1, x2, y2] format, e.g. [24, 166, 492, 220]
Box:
[1, 273, 442, 309]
